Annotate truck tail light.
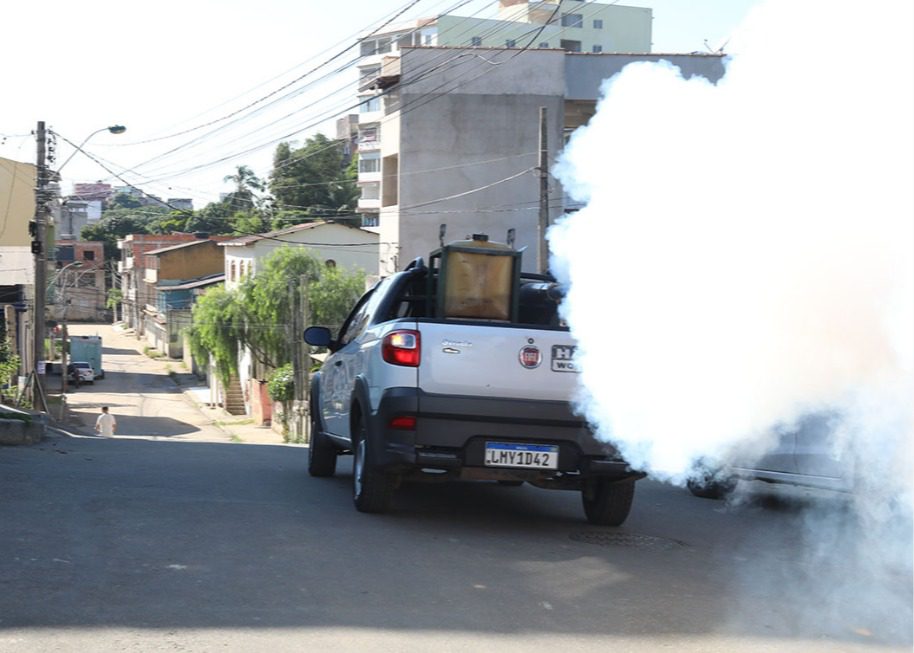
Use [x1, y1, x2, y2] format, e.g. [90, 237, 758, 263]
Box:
[389, 415, 417, 430]
[382, 330, 421, 367]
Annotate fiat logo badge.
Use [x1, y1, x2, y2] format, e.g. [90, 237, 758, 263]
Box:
[519, 345, 542, 369]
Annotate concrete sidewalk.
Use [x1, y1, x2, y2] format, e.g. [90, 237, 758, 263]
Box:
[171, 372, 288, 445]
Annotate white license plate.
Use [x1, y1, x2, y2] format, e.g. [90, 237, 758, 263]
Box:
[484, 442, 559, 469]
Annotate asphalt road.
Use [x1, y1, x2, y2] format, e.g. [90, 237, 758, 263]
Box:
[1, 328, 910, 652]
[56, 324, 231, 442]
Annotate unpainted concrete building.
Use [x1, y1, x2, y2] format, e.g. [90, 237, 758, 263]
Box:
[359, 47, 725, 275]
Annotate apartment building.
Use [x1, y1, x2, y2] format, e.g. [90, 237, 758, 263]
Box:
[352, 2, 727, 274]
[357, 47, 725, 275]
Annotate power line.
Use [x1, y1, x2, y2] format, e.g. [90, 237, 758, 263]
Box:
[107, 0, 438, 148]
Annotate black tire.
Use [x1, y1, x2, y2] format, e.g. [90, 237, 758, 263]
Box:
[352, 417, 394, 514]
[307, 408, 336, 478]
[687, 476, 736, 500]
[582, 479, 636, 526]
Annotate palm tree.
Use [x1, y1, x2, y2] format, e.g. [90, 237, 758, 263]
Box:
[223, 165, 265, 213]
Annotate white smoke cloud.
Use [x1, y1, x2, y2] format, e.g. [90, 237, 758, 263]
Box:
[550, 0, 913, 487]
[550, 0, 913, 641]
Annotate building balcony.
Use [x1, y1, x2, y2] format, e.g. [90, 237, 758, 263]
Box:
[124, 256, 134, 270]
[358, 110, 383, 124]
[358, 198, 381, 211]
[358, 140, 381, 152]
[358, 170, 381, 183]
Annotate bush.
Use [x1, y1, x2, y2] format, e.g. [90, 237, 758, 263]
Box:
[267, 364, 294, 403]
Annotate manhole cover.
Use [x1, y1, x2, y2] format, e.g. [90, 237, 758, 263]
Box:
[569, 531, 684, 550]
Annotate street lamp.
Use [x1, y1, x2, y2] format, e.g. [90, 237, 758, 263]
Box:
[56, 125, 127, 173]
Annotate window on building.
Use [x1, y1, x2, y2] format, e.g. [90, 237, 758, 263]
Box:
[362, 214, 379, 228]
[505, 39, 516, 48]
[423, 34, 433, 46]
[592, 45, 603, 53]
[361, 183, 380, 200]
[398, 33, 421, 50]
[360, 96, 381, 112]
[230, 262, 236, 282]
[239, 261, 245, 278]
[561, 13, 583, 28]
[359, 156, 381, 174]
[470, 36, 482, 46]
[560, 39, 582, 52]
[538, 42, 550, 48]
[593, 19, 603, 29]
[83, 250, 95, 261]
[359, 66, 381, 86]
[360, 126, 378, 143]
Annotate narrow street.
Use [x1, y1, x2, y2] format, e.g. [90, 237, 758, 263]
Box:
[58, 323, 234, 442]
[0, 325, 909, 652]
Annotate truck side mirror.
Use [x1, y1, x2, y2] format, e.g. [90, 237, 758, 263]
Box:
[303, 326, 333, 348]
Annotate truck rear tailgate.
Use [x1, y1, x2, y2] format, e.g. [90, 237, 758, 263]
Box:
[417, 322, 579, 400]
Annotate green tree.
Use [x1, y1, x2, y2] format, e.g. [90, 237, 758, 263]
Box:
[308, 265, 366, 332]
[236, 248, 324, 370]
[187, 285, 242, 387]
[0, 327, 20, 392]
[109, 193, 144, 209]
[268, 134, 358, 216]
[223, 165, 265, 214]
[81, 210, 159, 260]
[187, 248, 365, 384]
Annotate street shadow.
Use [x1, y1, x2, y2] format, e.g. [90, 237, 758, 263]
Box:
[0, 437, 907, 650]
[102, 346, 141, 356]
[66, 410, 200, 436]
[74, 370, 177, 390]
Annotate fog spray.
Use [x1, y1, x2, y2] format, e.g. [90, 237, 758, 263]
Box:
[550, 0, 912, 642]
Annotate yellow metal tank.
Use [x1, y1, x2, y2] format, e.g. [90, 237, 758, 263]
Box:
[439, 234, 520, 321]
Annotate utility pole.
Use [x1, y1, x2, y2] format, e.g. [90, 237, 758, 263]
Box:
[32, 121, 49, 404]
[537, 107, 550, 275]
[290, 274, 311, 442]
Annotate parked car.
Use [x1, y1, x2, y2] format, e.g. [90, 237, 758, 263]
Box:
[68, 361, 95, 385]
[687, 413, 850, 499]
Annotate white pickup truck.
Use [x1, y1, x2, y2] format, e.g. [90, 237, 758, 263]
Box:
[303, 236, 643, 525]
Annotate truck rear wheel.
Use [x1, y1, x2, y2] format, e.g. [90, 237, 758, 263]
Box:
[308, 408, 336, 478]
[352, 419, 394, 514]
[582, 479, 635, 527]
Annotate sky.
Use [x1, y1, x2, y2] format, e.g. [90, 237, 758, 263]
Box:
[1, 0, 760, 210]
